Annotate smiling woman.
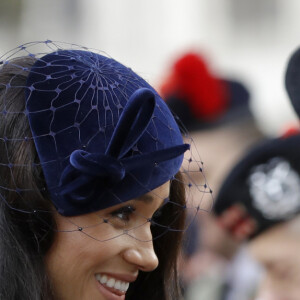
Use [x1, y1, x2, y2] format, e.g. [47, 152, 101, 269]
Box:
[0, 41, 211, 300]
[46, 183, 170, 299]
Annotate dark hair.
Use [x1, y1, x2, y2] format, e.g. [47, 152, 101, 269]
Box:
[0, 57, 186, 300]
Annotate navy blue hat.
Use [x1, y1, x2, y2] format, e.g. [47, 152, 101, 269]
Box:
[23, 49, 189, 216]
[214, 133, 300, 239]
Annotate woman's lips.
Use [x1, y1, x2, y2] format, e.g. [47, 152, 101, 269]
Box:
[95, 272, 137, 300]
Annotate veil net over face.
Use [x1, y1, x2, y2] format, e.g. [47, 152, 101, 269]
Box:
[0, 40, 213, 242]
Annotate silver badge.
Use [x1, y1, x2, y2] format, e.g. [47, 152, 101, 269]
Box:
[248, 157, 300, 220]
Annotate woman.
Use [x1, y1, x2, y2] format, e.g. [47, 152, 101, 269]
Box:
[0, 41, 209, 300]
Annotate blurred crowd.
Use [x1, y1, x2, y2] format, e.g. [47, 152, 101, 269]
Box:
[159, 48, 300, 300]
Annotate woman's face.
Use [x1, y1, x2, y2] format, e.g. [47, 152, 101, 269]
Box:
[45, 182, 169, 300]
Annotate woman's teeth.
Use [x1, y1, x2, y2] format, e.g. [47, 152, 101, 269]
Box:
[96, 274, 130, 293]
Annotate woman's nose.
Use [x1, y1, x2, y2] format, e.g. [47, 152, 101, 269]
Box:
[122, 226, 159, 272]
[123, 244, 159, 272]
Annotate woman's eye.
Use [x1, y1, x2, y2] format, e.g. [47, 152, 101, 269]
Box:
[110, 205, 136, 222]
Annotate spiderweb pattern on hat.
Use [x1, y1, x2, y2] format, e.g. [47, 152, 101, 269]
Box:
[0, 40, 213, 242]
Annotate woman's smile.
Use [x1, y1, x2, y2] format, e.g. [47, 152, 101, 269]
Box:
[95, 273, 137, 299]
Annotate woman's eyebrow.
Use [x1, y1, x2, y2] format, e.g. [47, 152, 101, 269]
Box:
[136, 194, 155, 203]
[136, 194, 169, 210]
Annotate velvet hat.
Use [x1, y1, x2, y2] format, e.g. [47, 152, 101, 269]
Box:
[24, 49, 190, 216]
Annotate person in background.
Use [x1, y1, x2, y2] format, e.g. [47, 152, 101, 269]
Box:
[159, 51, 264, 194]
[183, 44, 300, 300]
[213, 130, 300, 300]
[160, 51, 265, 299]
[186, 131, 300, 300]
